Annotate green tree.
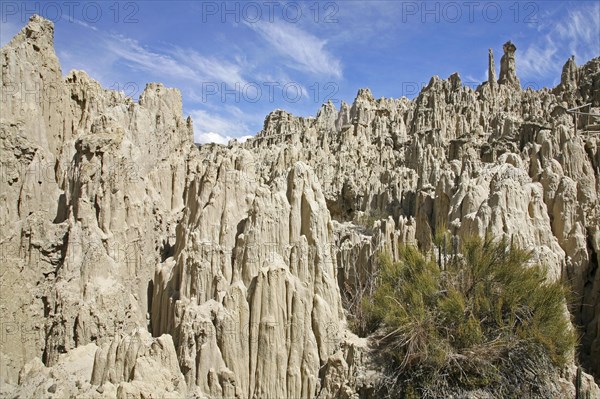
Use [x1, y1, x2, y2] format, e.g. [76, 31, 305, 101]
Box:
[362, 236, 577, 398]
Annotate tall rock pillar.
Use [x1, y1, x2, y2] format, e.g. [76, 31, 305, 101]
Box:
[498, 40, 520, 88]
[488, 48, 497, 86]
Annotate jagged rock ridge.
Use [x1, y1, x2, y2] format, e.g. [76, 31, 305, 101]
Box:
[1, 15, 599, 399]
[242, 42, 600, 385]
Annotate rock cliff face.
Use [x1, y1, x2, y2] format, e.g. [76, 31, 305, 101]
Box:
[1, 15, 192, 393]
[242, 44, 600, 384]
[1, 16, 599, 398]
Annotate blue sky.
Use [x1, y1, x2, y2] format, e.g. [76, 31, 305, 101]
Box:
[1, 1, 599, 144]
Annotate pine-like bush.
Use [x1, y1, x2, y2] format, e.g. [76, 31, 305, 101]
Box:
[362, 236, 577, 398]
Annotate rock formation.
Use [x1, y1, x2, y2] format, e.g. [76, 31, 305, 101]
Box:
[488, 48, 497, 86]
[498, 40, 520, 88]
[1, 14, 192, 389]
[1, 15, 599, 399]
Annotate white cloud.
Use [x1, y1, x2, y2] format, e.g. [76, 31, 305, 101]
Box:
[555, 3, 600, 62]
[464, 69, 488, 87]
[172, 48, 247, 87]
[190, 109, 254, 144]
[518, 37, 558, 80]
[517, 2, 599, 83]
[199, 132, 233, 145]
[57, 18, 264, 111]
[65, 16, 98, 31]
[247, 21, 342, 78]
[105, 35, 198, 80]
[198, 132, 252, 145]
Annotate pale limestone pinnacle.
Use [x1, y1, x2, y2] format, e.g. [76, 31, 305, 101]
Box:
[498, 40, 520, 88]
[488, 48, 497, 85]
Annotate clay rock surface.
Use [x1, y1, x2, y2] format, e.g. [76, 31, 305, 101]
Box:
[1, 15, 600, 399]
[240, 47, 600, 382]
[151, 157, 347, 398]
[1, 15, 192, 386]
[4, 330, 186, 399]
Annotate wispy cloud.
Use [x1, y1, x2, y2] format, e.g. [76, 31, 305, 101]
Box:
[172, 48, 247, 87]
[190, 109, 254, 144]
[64, 16, 98, 31]
[517, 2, 599, 84]
[555, 3, 600, 62]
[246, 21, 342, 78]
[198, 131, 253, 145]
[104, 35, 198, 80]
[102, 34, 255, 105]
[464, 69, 488, 87]
[50, 22, 283, 142]
[518, 37, 558, 80]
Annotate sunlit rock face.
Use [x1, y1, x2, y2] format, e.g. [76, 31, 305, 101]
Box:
[1, 15, 193, 394]
[1, 16, 599, 399]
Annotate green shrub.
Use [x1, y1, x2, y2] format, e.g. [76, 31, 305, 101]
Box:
[362, 236, 577, 398]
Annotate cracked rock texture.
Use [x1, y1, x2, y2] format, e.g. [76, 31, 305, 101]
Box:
[1, 15, 599, 399]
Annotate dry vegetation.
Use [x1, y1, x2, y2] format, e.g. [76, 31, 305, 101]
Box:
[359, 236, 577, 398]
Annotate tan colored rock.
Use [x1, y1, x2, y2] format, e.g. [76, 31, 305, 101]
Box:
[91, 329, 187, 398]
[7, 343, 98, 398]
[151, 159, 345, 398]
[1, 15, 193, 384]
[498, 40, 520, 88]
[488, 48, 497, 86]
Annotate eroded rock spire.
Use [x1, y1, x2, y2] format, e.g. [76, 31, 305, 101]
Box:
[498, 40, 520, 88]
[560, 55, 578, 91]
[488, 48, 497, 85]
